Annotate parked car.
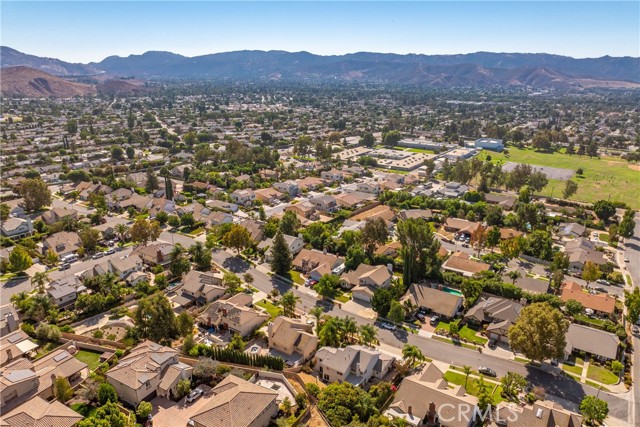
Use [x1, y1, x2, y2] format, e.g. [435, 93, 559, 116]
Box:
[624, 256, 630, 262]
[186, 388, 203, 403]
[416, 313, 425, 321]
[92, 252, 104, 260]
[105, 248, 116, 255]
[594, 287, 607, 293]
[249, 345, 260, 354]
[632, 325, 639, 335]
[380, 322, 397, 331]
[59, 263, 70, 271]
[596, 279, 610, 286]
[478, 367, 497, 377]
[429, 315, 440, 326]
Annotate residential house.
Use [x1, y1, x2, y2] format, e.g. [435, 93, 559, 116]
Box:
[442, 252, 491, 277]
[494, 400, 582, 427]
[564, 323, 619, 361]
[238, 219, 265, 243]
[157, 362, 193, 400]
[197, 293, 269, 337]
[295, 176, 325, 191]
[109, 255, 144, 280]
[351, 204, 396, 224]
[398, 209, 433, 221]
[503, 269, 549, 294]
[292, 249, 345, 282]
[285, 202, 317, 220]
[174, 270, 225, 309]
[254, 187, 283, 205]
[118, 194, 153, 211]
[340, 264, 392, 303]
[267, 317, 319, 366]
[484, 193, 516, 210]
[356, 182, 381, 195]
[0, 330, 38, 367]
[443, 218, 481, 238]
[0, 395, 83, 427]
[148, 198, 176, 218]
[560, 281, 615, 317]
[40, 207, 78, 226]
[41, 231, 81, 257]
[465, 297, 523, 344]
[47, 276, 84, 308]
[376, 241, 402, 258]
[309, 195, 338, 213]
[559, 223, 587, 238]
[320, 169, 344, 184]
[106, 340, 183, 406]
[107, 188, 135, 209]
[403, 283, 463, 319]
[335, 192, 372, 209]
[273, 180, 299, 197]
[131, 242, 174, 267]
[0, 348, 87, 409]
[565, 239, 607, 273]
[258, 234, 304, 262]
[0, 305, 19, 336]
[188, 375, 279, 427]
[230, 189, 256, 207]
[498, 228, 524, 241]
[0, 218, 33, 240]
[206, 199, 239, 213]
[314, 345, 395, 386]
[438, 182, 469, 198]
[385, 363, 478, 427]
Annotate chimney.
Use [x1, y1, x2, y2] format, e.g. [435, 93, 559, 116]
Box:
[6, 312, 17, 332]
[408, 406, 412, 416]
[426, 402, 437, 424]
[157, 249, 163, 263]
[6, 348, 13, 361]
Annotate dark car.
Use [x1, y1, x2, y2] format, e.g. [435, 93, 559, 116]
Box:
[59, 263, 71, 271]
[478, 367, 497, 377]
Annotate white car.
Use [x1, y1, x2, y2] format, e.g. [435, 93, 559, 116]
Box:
[624, 256, 630, 262]
[380, 322, 397, 331]
[186, 388, 203, 403]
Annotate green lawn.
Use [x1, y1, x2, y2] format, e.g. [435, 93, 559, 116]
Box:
[335, 291, 351, 303]
[435, 322, 487, 345]
[586, 364, 619, 385]
[574, 314, 607, 328]
[479, 148, 640, 208]
[444, 371, 504, 404]
[71, 403, 97, 417]
[562, 363, 584, 376]
[288, 270, 305, 285]
[74, 350, 102, 371]
[255, 299, 282, 319]
[432, 335, 478, 350]
[585, 380, 610, 392]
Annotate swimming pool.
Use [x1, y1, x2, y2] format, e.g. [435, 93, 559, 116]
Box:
[442, 286, 463, 297]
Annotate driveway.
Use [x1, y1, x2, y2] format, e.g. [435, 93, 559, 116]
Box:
[150, 385, 213, 427]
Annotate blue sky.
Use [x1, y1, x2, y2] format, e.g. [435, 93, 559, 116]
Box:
[2, 1, 638, 62]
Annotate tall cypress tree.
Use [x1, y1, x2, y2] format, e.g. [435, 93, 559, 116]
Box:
[165, 176, 174, 200]
[270, 230, 292, 276]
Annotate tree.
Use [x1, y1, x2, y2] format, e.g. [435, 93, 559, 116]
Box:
[134, 293, 179, 342]
[608, 223, 618, 246]
[177, 311, 194, 337]
[359, 324, 377, 346]
[371, 287, 396, 318]
[388, 300, 405, 323]
[592, 200, 616, 222]
[360, 133, 375, 147]
[281, 396, 292, 416]
[486, 226, 501, 252]
[462, 365, 472, 387]
[145, 168, 159, 193]
[551, 269, 565, 293]
[189, 241, 211, 271]
[582, 261, 600, 286]
[470, 225, 487, 257]
[136, 402, 153, 419]
[98, 383, 118, 405]
[563, 180, 579, 199]
[508, 302, 569, 362]
[317, 382, 376, 426]
[9, 245, 32, 272]
[506, 270, 521, 285]
[111, 145, 125, 161]
[30, 271, 49, 293]
[315, 274, 339, 298]
[126, 146, 135, 160]
[476, 376, 493, 413]
[550, 252, 570, 272]
[222, 224, 252, 255]
[565, 298, 585, 317]
[618, 209, 636, 238]
[279, 210, 301, 235]
[19, 178, 52, 211]
[270, 230, 292, 275]
[0, 203, 10, 220]
[461, 279, 483, 309]
[309, 306, 324, 334]
[169, 244, 191, 278]
[243, 273, 254, 285]
[175, 378, 192, 399]
[79, 228, 101, 253]
[114, 223, 129, 243]
[193, 357, 218, 381]
[344, 245, 366, 271]
[500, 236, 524, 260]
[223, 271, 242, 294]
[624, 287, 640, 324]
[382, 130, 401, 147]
[164, 176, 174, 200]
[182, 333, 196, 354]
[228, 333, 245, 351]
[402, 344, 425, 367]
[129, 219, 161, 246]
[54, 376, 73, 403]
[280, 291, 299, 317]
[360, 218, 388, 258]
[397, 218, 441, 287]
[580, 396, 608, 426]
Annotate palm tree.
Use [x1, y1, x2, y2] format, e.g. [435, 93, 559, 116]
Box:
[115, 223, 129, 243]
[319, 316, 340, 347]
[462, 365, 472, 387]
[402, 344, 425, 368]
[309, 306, 324, 334]
[343, 317, 358, 344]
[31, 271, 49, 293]
[280, 291, 300, 318]
[359, 324, 377, 347]
[507, 270, 521, 284]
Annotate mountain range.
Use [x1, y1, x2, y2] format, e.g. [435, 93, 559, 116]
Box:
[1, 46, 639, 97]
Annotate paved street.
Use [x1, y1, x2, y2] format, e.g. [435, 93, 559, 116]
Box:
[625, 213, 640, 427]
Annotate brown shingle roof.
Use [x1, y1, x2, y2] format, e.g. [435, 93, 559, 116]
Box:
[560, 282, 615, 314]
[0, 396, 83, 427]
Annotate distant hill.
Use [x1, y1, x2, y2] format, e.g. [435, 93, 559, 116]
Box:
[96, 79, 147, 96]
[0, 66, 97, 97]
[2, 47, 639, 89]
[0, 46, 101, 76]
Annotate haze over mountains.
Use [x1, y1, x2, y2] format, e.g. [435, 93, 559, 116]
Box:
[1, 46, 639, 97]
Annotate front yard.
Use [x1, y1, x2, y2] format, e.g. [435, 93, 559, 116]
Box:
[436, 321, 488, 345]
[288, 270, 305, 285]
[586, 364, 619, 385]
[255, 299, 282, 319]
[443, 371, 504, 404]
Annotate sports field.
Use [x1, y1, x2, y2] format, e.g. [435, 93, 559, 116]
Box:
[479, 148, 640, 209]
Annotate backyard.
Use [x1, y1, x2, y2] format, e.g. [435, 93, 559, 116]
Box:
[479, 148, 640, 208]
[74, 349, 103, 371]
[255, 299, 283, 319]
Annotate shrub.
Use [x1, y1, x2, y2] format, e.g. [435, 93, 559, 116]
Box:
[98, 383, 118, 405]
[21, 323, 35, 337]
[305, 383, 320, 397]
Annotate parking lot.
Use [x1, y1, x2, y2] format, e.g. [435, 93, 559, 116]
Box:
[502, 162, 575, 181]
